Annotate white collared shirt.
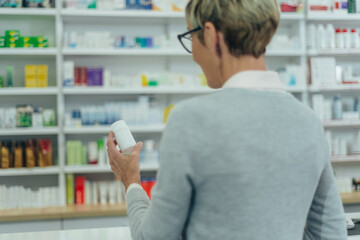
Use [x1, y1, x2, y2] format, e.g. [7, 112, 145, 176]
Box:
[222, 70, 285, 92]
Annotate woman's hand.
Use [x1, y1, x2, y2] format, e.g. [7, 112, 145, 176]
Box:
[107, 131, 143, 192]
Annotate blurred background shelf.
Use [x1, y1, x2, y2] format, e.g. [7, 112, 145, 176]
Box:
[0, 127, 59, 136]
[331, 155, 360, 163]
[62, 48, 189, 56]
[64, 125, 165, 134]
[323, 120, 360, 128]
[64, 162, 158, 173]
[62, 87, 214, 95]
[0, 48, 57, 56]
[0, 8, 56, 16]
[309, 85, 360, 92]
[0, 166, 60, 176]
[0, 87, 59, 95]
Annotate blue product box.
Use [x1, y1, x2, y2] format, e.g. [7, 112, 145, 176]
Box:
[126, 0, 139, 9]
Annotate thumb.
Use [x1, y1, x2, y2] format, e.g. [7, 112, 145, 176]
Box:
[132, 142, 143, 155]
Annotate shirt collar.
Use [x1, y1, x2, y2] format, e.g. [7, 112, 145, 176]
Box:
[222, 71, 285, 92]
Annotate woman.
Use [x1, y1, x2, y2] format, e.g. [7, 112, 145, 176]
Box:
[107, 0, 347, 239]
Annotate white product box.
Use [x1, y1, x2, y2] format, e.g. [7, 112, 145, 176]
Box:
[310, 57, 336, 87]
[4, 108, 16, 129]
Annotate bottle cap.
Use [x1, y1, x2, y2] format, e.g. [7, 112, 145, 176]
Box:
[352, 29, 357, 33]
[111, 120, 127, 131]
[343, 29, 348, 33]
[336, 28, 341, 33]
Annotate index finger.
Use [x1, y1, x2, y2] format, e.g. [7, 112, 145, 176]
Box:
[107, 131, 118, 154]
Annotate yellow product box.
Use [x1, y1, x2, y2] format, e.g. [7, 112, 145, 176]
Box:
[25, 65, 37, 88]
[164, 104, 175, 124]
[36, 65, 48, 87]
[171, 0, 186, 11]
[152, 0, 171, 11]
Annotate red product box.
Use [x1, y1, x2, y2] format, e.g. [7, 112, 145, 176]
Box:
[80, 67, 88, 86]
[74, 67, 81, 86]
[141, 179, 156, 199]
[75, 176, 86, 205]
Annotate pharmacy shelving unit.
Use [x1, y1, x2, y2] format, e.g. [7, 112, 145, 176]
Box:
[306, 10, 360, 193]
[2, 1, 359, 228]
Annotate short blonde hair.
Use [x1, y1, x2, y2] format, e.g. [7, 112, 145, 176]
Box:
[185, 0, 280, 58]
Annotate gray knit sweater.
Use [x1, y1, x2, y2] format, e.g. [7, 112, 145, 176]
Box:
[126, 88, 347, 240]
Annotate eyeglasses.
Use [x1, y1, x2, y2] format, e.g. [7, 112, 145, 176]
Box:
[177, 27, 202, 53]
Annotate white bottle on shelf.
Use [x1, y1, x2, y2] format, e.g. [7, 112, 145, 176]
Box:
[307, 24, 316, 50]
[316, 24, 327, 49]
[336, 28, 344, 49]
[326, 24, 336, 49]
[344, 29, 352, 49]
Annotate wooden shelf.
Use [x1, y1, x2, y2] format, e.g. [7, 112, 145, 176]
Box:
[341, 192, 360, 205]
[0, 204, 127, 222]
[323, 120, 360, 128]
[331, 155, 360, 163]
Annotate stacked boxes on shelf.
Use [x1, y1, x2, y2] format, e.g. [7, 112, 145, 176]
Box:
[0, 0, 54, 8]
[0, 105, 56, 129]
[66, 96, 164, 127]
[67, 138, 107, 166]
[25, 65, 48, 88]
[66, 138, 159, 166]
[0, 30, 49, 48]
[66, 174, 125, 205]
[0, 139, 53, 169]
[0, 185, 59, 210]
[64, 0, 186, 11]
[308, 0, 360, 14]
[64, 61, 207, 88]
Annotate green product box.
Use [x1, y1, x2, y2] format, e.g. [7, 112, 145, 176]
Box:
[0, 37, 5, 48]
[5, 30, 20, 39]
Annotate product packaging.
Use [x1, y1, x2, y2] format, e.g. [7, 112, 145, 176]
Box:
[14, 141, 24, 168]
[152, 0, 171, 11]
[88, 141, 98, 165]
[1, 141, 10, 169]
[66, 174, 75, 205]
[32, 107, 43, 128]
[348, 0, 357, 13]
[87, 68, 103, 86]
[5, 30, 20, 48]
[64, 61, 75, 87]
[171, 0, 186, 11]
[26, 139, 37, 168]
[98, 139, 106, 165]
[4, 108, 16, 128]
[37, 65, 48, 87]
[111, 120, 136, 155]
[0, 108, 4, 128]
[38, 139, 52, 167]
[25, 65, 37, 88]
[16, 105, 33, 128]
[0, 37, 5, 48]
[42, 109, 56, 127]
[6, 65, 14, 87]
[75, 176, 86, 205]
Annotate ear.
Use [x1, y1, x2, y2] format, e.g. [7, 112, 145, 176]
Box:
[203, 22, 221, 58]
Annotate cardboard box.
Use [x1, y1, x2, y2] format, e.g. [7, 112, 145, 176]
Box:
[0, 37, 5, 48]
[37, 65, 48, 87]
[25, 65, 37, 88]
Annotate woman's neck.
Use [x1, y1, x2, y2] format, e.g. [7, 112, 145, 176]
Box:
[220, 54, 267, 86]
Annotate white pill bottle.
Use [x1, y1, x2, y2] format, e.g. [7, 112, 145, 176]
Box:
[111, 120, 136, 155]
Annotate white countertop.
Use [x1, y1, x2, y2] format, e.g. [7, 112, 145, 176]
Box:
[2, 213, 360, 240]
[0, 227, 132, 240]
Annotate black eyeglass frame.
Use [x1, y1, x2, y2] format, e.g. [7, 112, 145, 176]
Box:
[177, 26, 202, 53]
